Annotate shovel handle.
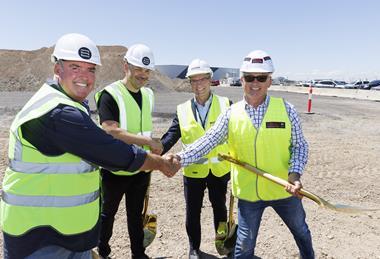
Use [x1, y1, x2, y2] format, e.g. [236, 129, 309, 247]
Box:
[219, 154, 380, 213]
[142, 174, 152, 217]
[218, 154, 324, 206]
[228, 193, 235, 229]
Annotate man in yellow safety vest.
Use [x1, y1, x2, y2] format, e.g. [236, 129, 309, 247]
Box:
[0, 33, 177, 259]
[160, 58, 232, 259]
[95, 44, 162, 259]
[169, 50, 314, 259]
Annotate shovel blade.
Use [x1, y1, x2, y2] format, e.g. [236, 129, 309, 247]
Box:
[143, 214, 157, 248]
[215, 222, 238, 255]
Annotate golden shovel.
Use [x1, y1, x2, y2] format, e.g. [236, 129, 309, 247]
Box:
[142, 185, 157, 248]
[215, 192, 238, 256]
[218, 153, 379, 214]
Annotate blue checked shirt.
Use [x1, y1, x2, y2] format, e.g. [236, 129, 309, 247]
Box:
[178, 95, 309, 174]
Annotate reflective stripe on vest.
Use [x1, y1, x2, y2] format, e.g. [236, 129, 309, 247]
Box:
[193, 157, 222, 165]
[177, 94, 230, 178]
[2, 190, 99, 207]
[9, 158, 97, 174]
[228, 97, 291, 202]
[95, 81, 153, 175]
[0, 84, 100, 236]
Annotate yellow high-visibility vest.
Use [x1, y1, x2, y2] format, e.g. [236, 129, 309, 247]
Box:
[177, 94, 230, 178]
[95, 80, 153, 175]
[228, 97, 292, 201]
[0, 84, 100, 236]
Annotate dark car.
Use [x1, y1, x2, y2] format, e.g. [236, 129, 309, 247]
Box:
[367, 80, 380, 90]
[230, 78, 241, 86]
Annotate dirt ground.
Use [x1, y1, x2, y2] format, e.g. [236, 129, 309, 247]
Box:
[0, 89, 379, 259]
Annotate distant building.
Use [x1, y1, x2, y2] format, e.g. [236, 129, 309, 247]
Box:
[156, 65, 239, 80]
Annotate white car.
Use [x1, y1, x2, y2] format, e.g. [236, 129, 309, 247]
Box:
[334, 80, 348, 89]
[345, 80, 369, 89]
[313, 80, 336, 88]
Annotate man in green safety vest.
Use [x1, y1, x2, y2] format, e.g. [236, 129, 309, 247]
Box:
[0, 33, 177, 259]
[169, 50, 315, 259]
[95, 44, 162, 259]
[160, 58, 233, 259]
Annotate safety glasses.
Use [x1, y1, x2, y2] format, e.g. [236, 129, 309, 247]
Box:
[243, 75, 269, 83]
[190, 76, 210, 84]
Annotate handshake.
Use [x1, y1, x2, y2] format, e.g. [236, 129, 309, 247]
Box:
[136, 138, 180, 178]
[142, 138, 181, 177]
[159, 153, 182, 178]
[141, 137, 181, 178]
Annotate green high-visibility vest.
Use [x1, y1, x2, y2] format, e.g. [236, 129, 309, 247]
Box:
[228, 97, 292, 201]
[0, 83, 100, 236]
[177, 94, 230, 178]
[95, 80, 153, 176]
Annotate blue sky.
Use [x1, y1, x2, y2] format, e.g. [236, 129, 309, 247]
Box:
[0, 0, 378, 81]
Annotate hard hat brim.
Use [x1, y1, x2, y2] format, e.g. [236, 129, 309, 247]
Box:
[240, 66, 273, 73]
[186, 70, 213, 78]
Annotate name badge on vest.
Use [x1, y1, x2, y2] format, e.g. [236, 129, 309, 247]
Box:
[266, 121, 286, 128]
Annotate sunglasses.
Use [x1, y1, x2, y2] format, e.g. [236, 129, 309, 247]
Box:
[243, 75, 269, 83]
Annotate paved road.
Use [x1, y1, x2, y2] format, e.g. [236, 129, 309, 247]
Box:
[0, 87, 378, 119]
[155, 87, 380, 119]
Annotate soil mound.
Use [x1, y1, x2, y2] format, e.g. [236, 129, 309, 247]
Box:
[0, 46, 187, 92]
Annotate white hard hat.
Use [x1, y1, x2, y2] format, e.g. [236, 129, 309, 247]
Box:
[124, 44, 155, 70]
[51, 33, 101, 65]
[186, 58, 213, 78]
[240, 50, 274, 73]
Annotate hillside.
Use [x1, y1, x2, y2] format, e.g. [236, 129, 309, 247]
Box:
[0, 46, 190, 92]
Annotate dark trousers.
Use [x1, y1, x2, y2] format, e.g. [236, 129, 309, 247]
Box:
[98, 170, 151, 258]
[183, 172, 230, 250]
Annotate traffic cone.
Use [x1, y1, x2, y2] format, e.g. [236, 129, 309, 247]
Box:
[306, 85, 314, 114]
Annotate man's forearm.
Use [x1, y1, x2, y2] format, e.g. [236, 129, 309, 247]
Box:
[103, 122, 151, 147]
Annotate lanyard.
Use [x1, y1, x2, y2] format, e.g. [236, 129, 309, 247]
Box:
[194, 98, 212, 129]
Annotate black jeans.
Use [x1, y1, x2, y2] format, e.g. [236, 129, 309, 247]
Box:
[183, 171, 230, 250]
[98, 170, 151, 258]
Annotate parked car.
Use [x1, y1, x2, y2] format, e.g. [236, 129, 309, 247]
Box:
[230, 78, 241, 86]
[296, 81, 313, 87]
[344, 80, 369, 89]
[211, 80, 220, 86]
[295, 81, 303, 87]
[352, 80, 369, 89]
[333, 80, 348, 89]
[368, 80, 380, 90]
[313, 80, 336, 88]
[304, 80, 315, 87]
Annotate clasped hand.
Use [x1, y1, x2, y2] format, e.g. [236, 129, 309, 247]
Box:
[285, 172, 303, 199]
[159, 153, 181, 178]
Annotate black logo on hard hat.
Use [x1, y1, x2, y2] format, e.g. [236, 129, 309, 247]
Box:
[78, 47, 92, 60]
[142, 57, 150, 66]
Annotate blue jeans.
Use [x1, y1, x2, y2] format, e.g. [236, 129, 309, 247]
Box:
[24, 245, 91, 259]
[235, 197, 314, 259]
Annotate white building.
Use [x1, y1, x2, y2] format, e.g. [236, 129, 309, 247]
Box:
[156, 65, 239, 80]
